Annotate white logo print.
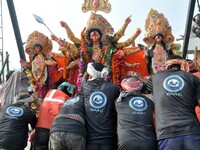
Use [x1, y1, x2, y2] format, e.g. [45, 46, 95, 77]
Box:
[6, 106, 23, 117]
[89, 91, 107, 109]
[129, 97, 147, 111]
[163, 75, 184, 92]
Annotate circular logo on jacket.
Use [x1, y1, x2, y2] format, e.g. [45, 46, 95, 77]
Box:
[89, 91, 107, 109]
[64, 96, 79, 106]
[163, 75, 184, 92]
[129, 97, 147, 111]
[6, 106, 23, 116]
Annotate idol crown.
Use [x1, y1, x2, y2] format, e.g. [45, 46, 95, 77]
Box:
[25, 30, 53, 56]
[82, 0, 111, 14]
[84, 12, 114, 44]
[143, 8, 174, 46]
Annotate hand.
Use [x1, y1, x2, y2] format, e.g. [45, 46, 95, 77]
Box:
[58, 67, 64, 72]
[133, 62, 140, 68]
[51, 34, 58, 41]
[115, 50, 125, 59]
[20, 59, 31, 69]
[144, 76, 150, 80]
[60, 21, 68, 28]
[118, 50, 125, 57]
[135, 28, 141, 36]
[125, 15, 132, 25]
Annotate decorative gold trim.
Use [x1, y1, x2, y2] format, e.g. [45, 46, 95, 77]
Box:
[82, 0, 111, 13]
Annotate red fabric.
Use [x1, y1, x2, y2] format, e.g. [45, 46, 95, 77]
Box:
[193, 72, 200, 122]
[28, 130, 36, 142]
[193, 71, 200, 78]
[51, 54, 69, 83]
[36, 89, 69, 129]
[51, 53, 79, 87]
[123, 47, 149, 78]
[112, 47, 150, 88]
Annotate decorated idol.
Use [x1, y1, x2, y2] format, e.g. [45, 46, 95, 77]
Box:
[143, 8, 175, 74]
[51, 0, 143, 89]
[22, 31, 63, 99]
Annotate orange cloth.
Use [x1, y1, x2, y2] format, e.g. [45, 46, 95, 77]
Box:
[193, 71, 200, 78]
[195, 106, 200, 123]
[51, 54, 69, 83]
[193, 71, 200, 122]
[36, 89, 69, 129]
[165, 59, 190, 72]
[124, 47, 149, 78]
[51, 53, 79, 87]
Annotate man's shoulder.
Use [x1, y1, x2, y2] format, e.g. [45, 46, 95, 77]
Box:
[152, 69, 179, 77]
[105, 81, 119, 88]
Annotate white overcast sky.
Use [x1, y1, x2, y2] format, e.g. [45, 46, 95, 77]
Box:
[1, 0, 197, 70]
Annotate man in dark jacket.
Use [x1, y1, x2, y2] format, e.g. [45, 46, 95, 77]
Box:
[146, 55, 200, 150]
[81, 62, 120, 150]
[49, 92, 86, 150]
[116, 71, 157, 150]
[0, 93, 37, 150]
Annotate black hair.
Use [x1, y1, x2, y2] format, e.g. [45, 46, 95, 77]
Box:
[34, 44, 43, 49]
[169, 64, 181, 70]
[61, 88, 72, 97]
[167, 55, 183, 70]
[50, 77, 66, 90]
[92, 62, 104, 72]
[154, 34, 164, 39]
[124, 75, 133, 79]
[167, 55, 183, 61]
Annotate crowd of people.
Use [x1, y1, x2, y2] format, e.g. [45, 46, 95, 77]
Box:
[0, 1, 200, 149]
[0, 55, 200, 150]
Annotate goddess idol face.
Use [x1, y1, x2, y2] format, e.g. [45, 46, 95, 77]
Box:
[89, 30, 101, 43]
[154, 34, 163, 44]
[34, 44, 43, 54]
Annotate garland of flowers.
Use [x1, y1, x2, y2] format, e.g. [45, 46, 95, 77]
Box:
[81, 32, 89, 64]
[111, 54, 116, 84]
[111, 50, 125, 88]
[30, 57, 47, 83]
[79, 33, 120, 85]
[76, 29, 88, 91]
[102, 36, 118, 80]
[101, 45, 108, 64]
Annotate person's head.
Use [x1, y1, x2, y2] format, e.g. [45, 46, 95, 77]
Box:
[1, 71, 31, 106]
[6, 70, 15, 81]
[86, 62, 108, 81]
[121, 71, 144, 92]
[8, 71, 30, 90]
[57, 81, 76, 96]
[13, 92, 34, 107]
[165, 55, 190, 71]
[50, 78, 66, 90]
